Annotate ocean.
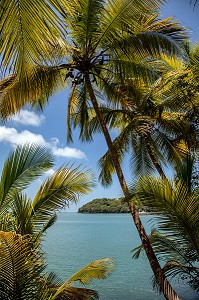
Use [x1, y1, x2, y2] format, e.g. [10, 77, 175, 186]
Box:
[42, 212, 198, 300]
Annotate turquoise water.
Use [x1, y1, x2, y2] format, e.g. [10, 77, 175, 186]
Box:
[42, 213, 198, 300]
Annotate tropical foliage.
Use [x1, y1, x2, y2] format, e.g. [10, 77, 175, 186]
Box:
[0, 0, 196, 298]
[131, 153, 199, 292]
[0, 144, 114, 299]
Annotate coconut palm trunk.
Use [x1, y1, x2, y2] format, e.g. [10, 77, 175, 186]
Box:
[145, 136, 168, 180]
[85, 73, 181, 300]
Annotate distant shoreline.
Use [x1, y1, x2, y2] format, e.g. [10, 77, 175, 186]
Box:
[78, 211, 160, 215]
[78, 197, 159, 214]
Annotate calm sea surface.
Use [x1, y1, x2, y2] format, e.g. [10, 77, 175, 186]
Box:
[42, 212, 198, 300]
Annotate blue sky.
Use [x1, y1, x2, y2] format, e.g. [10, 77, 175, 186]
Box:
[0, 0, 198, 212]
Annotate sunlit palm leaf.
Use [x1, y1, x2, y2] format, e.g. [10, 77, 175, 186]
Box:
[0, 66, 66, 119]
[32, 165, 94, 233]
[0, 144, 53, 218]
[52, 258, 114, 299]
[0, 231, 45, 299]
[0, 0, 62, 76]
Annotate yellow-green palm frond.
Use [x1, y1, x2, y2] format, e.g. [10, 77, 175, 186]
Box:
[32, 165, 94, 233]
[0, 231, 45, 299]
[67, 84, 92, 143]
[51, 258, 114, 299]
[0, 0, 63, 76]
[10, 193, 34, 236]
[49, 0, 81, 20]
[0, 144, 53, 219]
[189, 42, 199, 73]
[0, 66, 66, 120]
[133, 176, 199, 252]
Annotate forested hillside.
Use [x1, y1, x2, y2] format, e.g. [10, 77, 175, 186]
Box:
[78, 198, 130, 213]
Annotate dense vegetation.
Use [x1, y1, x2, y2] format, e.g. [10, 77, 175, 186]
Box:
[1, 0, 199, 299]
[78, 198, 130, 213]
[0, 144, 113, 299]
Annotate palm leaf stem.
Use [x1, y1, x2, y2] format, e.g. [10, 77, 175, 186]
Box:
[84, 72, 180, 300]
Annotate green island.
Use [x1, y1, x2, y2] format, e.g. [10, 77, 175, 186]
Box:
[78, 198, 129, 213]
[78, 198, 153, 214]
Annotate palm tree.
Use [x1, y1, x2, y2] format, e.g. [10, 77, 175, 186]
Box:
[131, 153, 199, 293]
[74, 77, 194, 185]
[150, 42, 199, 143]
[0, 143, 114, 299]
[0, 1, 187, 298]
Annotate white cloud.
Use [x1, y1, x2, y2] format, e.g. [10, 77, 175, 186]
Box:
[52, 147, 86, 159]
[0, 126, 86, 160]
[0, 126, 47, 147]
[10, 110, 45, 126]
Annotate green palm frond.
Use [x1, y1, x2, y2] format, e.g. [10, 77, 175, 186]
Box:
[70, 0, 104, 50]
[67, 85, 79, 143]
[162, 261, 199, 292]
[131, 135, 156, 176]
[0, 144, 53, 218]
[32, 165, 94, 233]
[52, 258, 114, 299]
[0, 66, 66, 119]
[0, 231, 45, 299]
[190, 43, 199, 72]
[95, 0, 168, 52]
[68, 84, 93, 142]
[132, 176, 199, 252]
[0, 0, 63, 76]
[98, 123, 132, 186]
[11, 193, 34, 236]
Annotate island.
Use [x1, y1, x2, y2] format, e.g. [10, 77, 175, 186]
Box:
[78, 198, 157, 214]
[78, 197, 130, 213]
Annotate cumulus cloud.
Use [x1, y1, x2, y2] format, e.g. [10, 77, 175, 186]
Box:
[52, 147, 86, 159]
[10, 110, 45, 126]
[0, 126, 86, 159]
[0, 126, 47, 147]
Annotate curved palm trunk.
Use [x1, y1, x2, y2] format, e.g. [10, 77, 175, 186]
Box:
[145, 137, 167, 180]
[85, 73, 181, 300]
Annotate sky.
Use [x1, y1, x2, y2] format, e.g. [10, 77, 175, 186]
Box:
[0, 0, 198, 212]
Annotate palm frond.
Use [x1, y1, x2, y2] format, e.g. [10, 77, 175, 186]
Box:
[0, 66, 66, 119]
[96, 0, 165, 51]
[70, 0, 104, 52]
[52, 258, 114, 299]
[0, 231, 45, 299]
[32, 165, 94, 232]
[133, 176, 199, 253]
[11, 193, 34, 236]
[0, 144, 53, 219]
[131, 135, 155, 176]
[0, 0, 63, 76]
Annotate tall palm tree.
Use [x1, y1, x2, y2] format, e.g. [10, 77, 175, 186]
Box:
[131, 153, 199, 293]
[73, 77, 194, 185]
[0, 1, 187, 298]
[0, 143, 114, 299]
